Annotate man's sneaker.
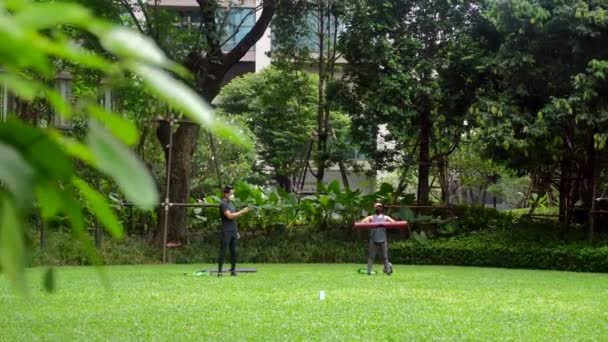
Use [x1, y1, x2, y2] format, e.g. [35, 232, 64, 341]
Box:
[387, 264, 393, 276]
[230, 270, 238, 276]
[217, 271, 223, 277]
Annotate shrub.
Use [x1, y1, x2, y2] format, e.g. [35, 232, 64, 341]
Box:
[389, 230, 608, 272]
[445, 205, 514, 233]
[28, 219, 608, 273]
[508, 206, 559, 218]
[168, 229, 364, 264]
[29, 231, 158, 266]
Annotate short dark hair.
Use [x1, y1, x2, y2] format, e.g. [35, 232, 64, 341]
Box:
[223, 186, 233, 194]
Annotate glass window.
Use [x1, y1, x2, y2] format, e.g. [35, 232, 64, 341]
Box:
[177, 8, 256, 51]
[274, 11, 343, 53]
[219, 8, 256, 50]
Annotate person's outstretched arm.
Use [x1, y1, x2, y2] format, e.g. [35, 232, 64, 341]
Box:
[223, 207, 250, 220]
[360, 215, 373, 223]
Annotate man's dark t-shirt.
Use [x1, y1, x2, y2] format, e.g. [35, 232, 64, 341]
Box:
[219, 200, 238, 232]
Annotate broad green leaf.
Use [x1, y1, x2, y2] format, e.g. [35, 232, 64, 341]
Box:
[319, 195, 330, 207]
[46, 88, 72, 119]
[32, 34, 116, 73]
[98, 26, 170, 68]
[73, 177, 124, 239]
[327, 180, 341, 194]
[131, 63, 252, 148]
[60, 192, 110, 289]
[88, 105, 139, 146]
[59, 191, 85, 234]
[94, 25, 189, 77]
[0, 34, 53, 75]
[86, 119, 158, 209]
[378, 182, 394, 195]
[43, 267, 55, 293]
[0, 142, 34, 209]
[35, 182, 63, 220]
[268, 191, 279, 203]
[301, 195, 318, 201]
[287, 192, 298, 206]
[398, 206, 416, 222]
[235, 182, 252, 200]
[0, 120, 73, 181]
[316, 181, 327, 193]
[0, 199, 27, 296]
[13, 2, 92, 29]
[25, 135, 73, 182]
[0, 73, 41, 100]
[51, 133, 96, 165]
[5, 0, 32, 11]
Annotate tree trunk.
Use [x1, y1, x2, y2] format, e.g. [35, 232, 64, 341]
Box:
[315, 3, 327, 188]
[315, 108, 328, 188]
[314, 1, 338, 189]
[338, 161, 350, 189]
[153, 39, 228, 246]
[582, 135, 597, 210]
[587, 141, 600, 242]
[417, 110, 432, 205]
[437, 156, 450, 204]
[156, 121, 201, 244]
[137, 0, 276, 248]
[492, 174, 498, 209]
[468, 189, 475, 204]
[37, 213, 45, 250]
[558, 157, 571, 225]
[570, 164, 583, 207]
[275, 174, 293, 192]
[480, 187, 487, 206]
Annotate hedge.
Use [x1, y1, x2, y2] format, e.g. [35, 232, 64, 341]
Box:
[29, 229, 608, 273]
[389, 238, 608, 273]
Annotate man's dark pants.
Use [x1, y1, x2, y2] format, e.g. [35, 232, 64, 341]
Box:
[218, 231, 238, 272]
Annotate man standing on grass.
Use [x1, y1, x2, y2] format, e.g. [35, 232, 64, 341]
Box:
[360, 202, 394, 275]
[218, 185, 249, 277]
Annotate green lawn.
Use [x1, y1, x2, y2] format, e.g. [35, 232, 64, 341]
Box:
[1, 264, 607, 341]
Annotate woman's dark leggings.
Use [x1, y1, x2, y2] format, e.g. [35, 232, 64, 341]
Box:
[218, 231, 238, 272]
[367, 240, 390, 273]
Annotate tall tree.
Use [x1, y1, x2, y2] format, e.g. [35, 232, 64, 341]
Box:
[89, 0, 279, 243]
[272, 0, 348, 190]
[474, 0, 608, 237]
[340, 0, 485, 205]
[218, 67, 317, 191]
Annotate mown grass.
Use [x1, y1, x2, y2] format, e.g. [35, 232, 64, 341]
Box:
[1, 264, 607, 341]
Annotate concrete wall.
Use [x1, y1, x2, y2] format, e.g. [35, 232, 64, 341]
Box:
[254, 0, 272, 71]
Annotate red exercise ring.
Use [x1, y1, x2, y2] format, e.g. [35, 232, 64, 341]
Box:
[354, 221, 408, 229]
